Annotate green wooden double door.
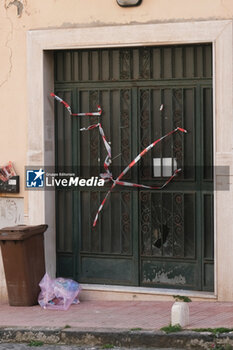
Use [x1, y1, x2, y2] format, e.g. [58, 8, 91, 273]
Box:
[55, 44, 214, 291]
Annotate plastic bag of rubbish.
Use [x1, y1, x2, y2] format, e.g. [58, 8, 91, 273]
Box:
[38, 273, 81, 310]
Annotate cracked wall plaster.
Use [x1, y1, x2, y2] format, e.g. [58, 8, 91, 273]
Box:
[0, 2, 13, 89]
[7, 0, 23, 17]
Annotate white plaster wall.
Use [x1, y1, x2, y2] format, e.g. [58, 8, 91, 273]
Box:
[0, 197, 24, 303]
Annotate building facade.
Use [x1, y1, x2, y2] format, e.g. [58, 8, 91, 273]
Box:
[0, 0, 233, 302]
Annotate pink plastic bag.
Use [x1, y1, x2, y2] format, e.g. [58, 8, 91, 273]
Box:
[38, 273, 81, 310]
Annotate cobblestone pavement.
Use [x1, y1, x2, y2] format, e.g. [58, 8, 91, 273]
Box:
[0, 345, 185, 350]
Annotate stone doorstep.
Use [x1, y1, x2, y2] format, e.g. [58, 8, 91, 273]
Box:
[80, 284, 217, 302]
[0, 327, 233, 349]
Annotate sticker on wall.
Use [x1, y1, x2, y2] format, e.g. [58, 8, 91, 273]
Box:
[0, 162, 16, 182]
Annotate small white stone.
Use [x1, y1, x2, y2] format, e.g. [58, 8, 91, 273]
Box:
[171, 301, 189, 327]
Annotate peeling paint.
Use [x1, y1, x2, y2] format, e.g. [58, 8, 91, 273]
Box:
[7, 0, 23, 17]
[0, 198, 24, 227]
[23, 0, 30, 16]
[144, 270, 186, 285]
[143, 264, 188, 286]
[151, 271, 186, 285]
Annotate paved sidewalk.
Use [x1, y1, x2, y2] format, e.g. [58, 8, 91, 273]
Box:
[0, 301, 233, 330]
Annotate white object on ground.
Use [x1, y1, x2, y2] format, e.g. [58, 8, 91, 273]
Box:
[171, 301, 189, 327]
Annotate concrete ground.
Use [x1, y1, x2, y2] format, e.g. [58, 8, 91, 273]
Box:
[0, 301, 233, 330]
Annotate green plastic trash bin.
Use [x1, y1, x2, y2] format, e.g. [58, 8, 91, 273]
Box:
[0, 224, 48, 306]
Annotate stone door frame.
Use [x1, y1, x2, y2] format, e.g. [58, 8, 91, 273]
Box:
[27, 20, 233, 300]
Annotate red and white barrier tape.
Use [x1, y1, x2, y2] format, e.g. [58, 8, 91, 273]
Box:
[50, 92, 187, 227]
[114, 169, 181, 189]
[92, 127, 187, 227]
[50, 93, 102, 116]
[80, 123, 111, 158]
[80, 123, 112, 182]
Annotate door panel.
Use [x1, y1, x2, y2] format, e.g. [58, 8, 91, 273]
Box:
[140, 191, 199, 290]
[138, 85, 201, 290]
[54, 44, 213, 291]
[76, 87, 139, 285]
[139, 87, 196, 182]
